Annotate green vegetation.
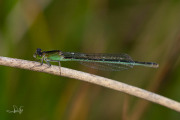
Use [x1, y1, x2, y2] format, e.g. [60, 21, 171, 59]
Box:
[0, 0, 180, 119]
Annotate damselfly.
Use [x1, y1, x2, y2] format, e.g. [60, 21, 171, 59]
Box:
[33, 48, 159, 71]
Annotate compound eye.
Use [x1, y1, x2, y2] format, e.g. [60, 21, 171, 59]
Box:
[36, 48, 42, 55]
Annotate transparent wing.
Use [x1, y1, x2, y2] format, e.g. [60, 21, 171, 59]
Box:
[62, 52, 133, 60]
[62, 52, 134, 71]
[79, 61, 133, 71]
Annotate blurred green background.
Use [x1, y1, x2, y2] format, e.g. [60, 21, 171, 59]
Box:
[0, 0, 180, 120]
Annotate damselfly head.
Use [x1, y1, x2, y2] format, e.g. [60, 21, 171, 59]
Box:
[33, 48, 43, 59]
[36, 48, 42, 54]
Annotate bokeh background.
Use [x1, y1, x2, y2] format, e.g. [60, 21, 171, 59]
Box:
[0, 0, 180, 120]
